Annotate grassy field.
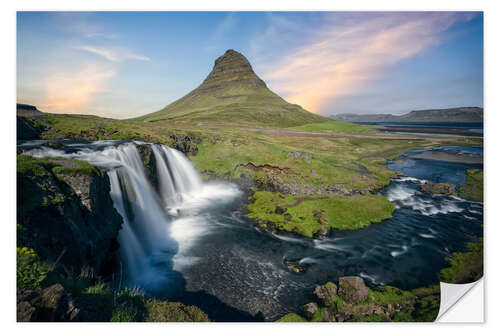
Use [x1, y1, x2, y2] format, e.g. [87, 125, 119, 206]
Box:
[247, 191, 394, 237]
[22, 112, 483, 236]
[458, 169, 483, 202]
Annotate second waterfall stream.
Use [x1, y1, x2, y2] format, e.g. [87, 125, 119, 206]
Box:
[24, 140, 242, 292]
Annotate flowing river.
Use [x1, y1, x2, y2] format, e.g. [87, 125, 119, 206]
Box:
[18, 141, 483, 321]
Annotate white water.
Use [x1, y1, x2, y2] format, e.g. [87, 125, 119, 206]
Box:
[386, 182, 464, 216]
[24, 141, 241, 289]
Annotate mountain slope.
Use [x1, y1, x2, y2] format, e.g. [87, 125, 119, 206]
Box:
[135, 49, 328, 127]
[331, 107, 483, 123]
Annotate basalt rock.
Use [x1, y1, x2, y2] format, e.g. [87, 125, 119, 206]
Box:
[338, 276, 369, 304]
[136, 144, 159, 190]
[17, 116, 42, 140]
[420, 181, 456, 195]
[302, 302, 319, 319]
[169, 134, 202, 156]
[17, 155, 123, 278]
[17, 284, 80, 321]
[313, 282, 338, 307]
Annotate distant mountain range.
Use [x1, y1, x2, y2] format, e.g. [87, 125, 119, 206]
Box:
[135, 49, 327, 127]
[331, 107, 483, 123]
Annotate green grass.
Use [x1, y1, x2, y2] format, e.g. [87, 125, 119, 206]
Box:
[458, 169, 483, 202]
[16, 247, 49, 288]
[75, 284, 209, 322]
[289, 119, 377, 134]
[368, 286, 413, 305]
[276, 282, 440, 322]
[247, 191, 395, 237]
[52, 159, 104, 177]
[440, 238, 483, 284]
[276, 313, 308, 322]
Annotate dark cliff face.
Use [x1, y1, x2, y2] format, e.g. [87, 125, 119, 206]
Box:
[17, 116, 42, 140]
[17, 155, 123, 278]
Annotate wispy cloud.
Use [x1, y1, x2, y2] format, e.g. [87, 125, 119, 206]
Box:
[258, 12, 476, 114]
[40, 64, 115, 112]
[75, 45, 151, 62]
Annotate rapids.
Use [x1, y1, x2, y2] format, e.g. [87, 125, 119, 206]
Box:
[19, 141, 483, 321]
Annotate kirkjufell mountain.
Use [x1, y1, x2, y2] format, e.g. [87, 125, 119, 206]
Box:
[136, 49, 327, 127]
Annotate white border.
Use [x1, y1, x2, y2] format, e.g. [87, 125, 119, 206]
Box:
[2, 1, 498, 332]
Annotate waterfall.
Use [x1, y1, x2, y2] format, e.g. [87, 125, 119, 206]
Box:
[23, 140, 241, 291]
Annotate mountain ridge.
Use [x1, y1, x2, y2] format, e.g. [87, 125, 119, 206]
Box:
[331, 107, 483, 123]
[135, 49, 328, 127]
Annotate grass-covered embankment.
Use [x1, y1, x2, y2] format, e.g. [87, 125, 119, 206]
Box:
[247, 191, 395, 237]
[458, 169, 483, 202]
[440, 238, 483, 284]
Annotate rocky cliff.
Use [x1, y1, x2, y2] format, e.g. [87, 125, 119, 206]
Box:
[17, 155, 123, 278]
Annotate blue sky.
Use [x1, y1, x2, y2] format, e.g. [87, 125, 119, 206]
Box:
[17, 12, 483, 119]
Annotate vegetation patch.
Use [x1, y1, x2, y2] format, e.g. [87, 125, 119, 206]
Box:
[247, 191, 395, 237]
[17, 247, 49, 289]
[458, 169, 483, 202]
[289, 119, 377, 134]
[440, 238, 483, 284]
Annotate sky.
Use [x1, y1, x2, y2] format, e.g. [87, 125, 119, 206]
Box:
[17, 12, 483, 119]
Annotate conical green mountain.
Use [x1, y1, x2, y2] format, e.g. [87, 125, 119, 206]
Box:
[136, 49, 328, 127]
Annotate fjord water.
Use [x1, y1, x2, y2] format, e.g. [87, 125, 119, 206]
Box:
[19, 141, 483, 321]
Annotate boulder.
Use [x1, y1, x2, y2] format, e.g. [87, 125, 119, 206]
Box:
[420, 181, 456, 195]
[275, 204, 286, 214]
[313, 282, 338, 307]
[302, 302, 319, 319]
[17, 284, 80, 322]
[286, 151, 312, 163]
[284, 258, 307, 273]
[338, 276, 369, 304]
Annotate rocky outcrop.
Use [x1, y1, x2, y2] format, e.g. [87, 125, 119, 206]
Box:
[17, 116, 42, 140]
[237, 162, 373, 196]
[286, 151, 312, 164]
[338, 276, 369, 304]
[17, 155, 123, 278]
[302, 303, 319, 319]
[420, 181, 456, 195]
[169, 134, 202, 156]
[136, 144, 159, 190]
[17, 284, 80, 322]
[313, 282, 338, 307]
[279, 279, 440, 322]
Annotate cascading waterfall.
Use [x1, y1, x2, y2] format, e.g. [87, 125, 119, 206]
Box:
[23, 140, 238, 291]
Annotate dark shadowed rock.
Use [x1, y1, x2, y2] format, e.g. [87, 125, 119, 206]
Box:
[136, 144, 159, 190]
[17, 155, 123, 278]
[17, 116, 41, 140]
[338, 276, 369, 304]
[17, 284, 80, 322]
[302, 302, 319, 319]
[274, 204, 286, 214]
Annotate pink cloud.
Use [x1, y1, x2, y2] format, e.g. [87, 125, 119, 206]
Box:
[40, 64, 115, 112]
[261, 13, 474, 114]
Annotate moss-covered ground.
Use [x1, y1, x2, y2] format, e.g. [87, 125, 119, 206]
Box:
[458, 169, 483, 202]
[277, 284, 440, 322]
[440, 238, 483, 284]
[247, 191, 394, 237]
